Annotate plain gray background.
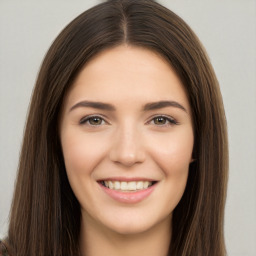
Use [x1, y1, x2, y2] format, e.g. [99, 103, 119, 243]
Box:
[0, 0, 255, 255]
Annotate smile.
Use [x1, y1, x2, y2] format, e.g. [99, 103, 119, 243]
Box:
[101, 180, 154, 191]
[98, 179, 158, 204]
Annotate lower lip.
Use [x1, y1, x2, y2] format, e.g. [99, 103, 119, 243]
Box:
[99, 183, 156, 204]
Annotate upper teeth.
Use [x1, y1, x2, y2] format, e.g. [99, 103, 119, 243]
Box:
[103, 181, 153, 191]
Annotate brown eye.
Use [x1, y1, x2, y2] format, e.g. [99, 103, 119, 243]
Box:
[88, 117, 103, 125]
[80, 116, 106, 126]
[150, 116, 177, 126]
[153, 117, 167, 125]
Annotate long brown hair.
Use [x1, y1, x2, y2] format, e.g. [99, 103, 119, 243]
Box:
[6, 0, 228, 255]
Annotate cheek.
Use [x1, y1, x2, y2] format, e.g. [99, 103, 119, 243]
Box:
[61, 130, 107, 176]
[60, 130, 108, 209]
[148, 128, 193, 209]
[149, 128, 194, 175]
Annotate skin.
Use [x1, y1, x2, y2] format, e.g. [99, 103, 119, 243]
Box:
[60, 45, 194, 256]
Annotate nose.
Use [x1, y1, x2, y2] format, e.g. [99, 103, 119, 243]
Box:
[109, 124, 146, 167]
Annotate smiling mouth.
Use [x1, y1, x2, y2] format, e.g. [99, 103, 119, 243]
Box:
[99, 180, 157, 192]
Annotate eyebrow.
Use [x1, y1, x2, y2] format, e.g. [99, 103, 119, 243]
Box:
[69, 101, 115, 112]
[69, 100, 187, 113]
[143, 100, 187, 112]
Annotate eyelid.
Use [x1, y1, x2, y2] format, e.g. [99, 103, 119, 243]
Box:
[79, 114, 178, 126]
[146, 114, 178, 126]
[79, 114, 110, 125]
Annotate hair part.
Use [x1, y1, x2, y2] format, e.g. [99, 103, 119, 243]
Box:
[6, 1, 228, 255]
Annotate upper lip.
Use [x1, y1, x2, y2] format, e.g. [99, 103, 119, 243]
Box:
[97, 177, 157, 182]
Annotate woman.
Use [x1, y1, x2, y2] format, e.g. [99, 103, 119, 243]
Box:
[0, 0, 228, 255]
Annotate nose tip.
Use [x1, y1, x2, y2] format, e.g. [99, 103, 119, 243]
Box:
[110, 151, 144, 167]
[109, 130, 145, 167]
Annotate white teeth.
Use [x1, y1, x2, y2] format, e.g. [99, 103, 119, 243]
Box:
[143, 181, 149, 189]
[136, 181, 143, 190]
[121, 181, 128, 190]
[108, 181, 114, 189]
[128, 181, 137, 191]
[102, 180, 153, 191]
[114, 181, 120, 190]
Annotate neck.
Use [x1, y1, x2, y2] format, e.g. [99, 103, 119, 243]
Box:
[79, 214, 172, 256]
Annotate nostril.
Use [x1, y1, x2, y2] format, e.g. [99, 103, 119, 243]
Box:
[109, 150, 146, 167]
[109, 133, 146, 166]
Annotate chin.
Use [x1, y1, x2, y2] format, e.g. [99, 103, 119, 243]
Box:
[110, 222, 151, 235]
[97, 210, 172, 236]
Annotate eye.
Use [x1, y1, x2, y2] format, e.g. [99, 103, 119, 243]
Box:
[149, 115, 178, 126]
[80, 115, 107, 126]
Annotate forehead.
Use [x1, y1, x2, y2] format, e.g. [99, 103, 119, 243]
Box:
[63, 45, 190, 112]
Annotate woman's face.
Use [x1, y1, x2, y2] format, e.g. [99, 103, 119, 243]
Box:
[60, 45, 194, 235]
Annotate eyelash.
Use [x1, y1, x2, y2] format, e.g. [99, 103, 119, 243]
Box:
[79, 115, 178, 126]
[79, 115, 108, 126]
[147, 115, 178, 126]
